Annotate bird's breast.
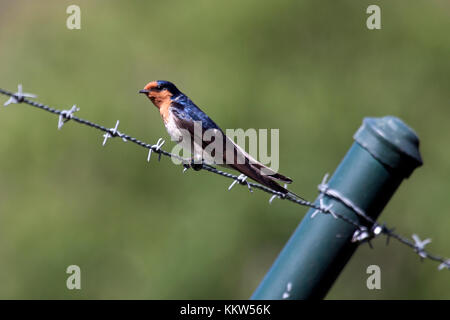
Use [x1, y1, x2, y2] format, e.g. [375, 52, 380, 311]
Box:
[158, 100, 172, 123]
[164, 111, 184, 142]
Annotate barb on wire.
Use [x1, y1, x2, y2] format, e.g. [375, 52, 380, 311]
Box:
[228, 174, 253, 193]
[351, 224, 383, 248]
[438, 260, 450, 271]
[102, 120, 128, 146]
[269, 194, 278, 204]
[311, 197, 334, 219]
[147, 138, 165, 162]
[3, 84, 36, 106]
[0, 85, 449, 271]
[58, 104, 79, 129]
[412, 234, 432, 260]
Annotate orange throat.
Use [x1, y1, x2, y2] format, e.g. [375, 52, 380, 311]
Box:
[149, 92, 172, 123]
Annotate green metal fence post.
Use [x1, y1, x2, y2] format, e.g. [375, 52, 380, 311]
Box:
[251, 116, 423, 300]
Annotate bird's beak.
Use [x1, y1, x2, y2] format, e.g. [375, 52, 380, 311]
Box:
[139, 89, 150, 94]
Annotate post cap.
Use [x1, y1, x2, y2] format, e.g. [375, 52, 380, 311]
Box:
[354, 116, 423, 177]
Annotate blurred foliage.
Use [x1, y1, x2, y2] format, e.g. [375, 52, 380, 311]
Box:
[0, 0, 449, 299]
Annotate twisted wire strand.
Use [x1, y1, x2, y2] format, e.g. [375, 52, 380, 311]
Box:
[0, 87, 448, 271]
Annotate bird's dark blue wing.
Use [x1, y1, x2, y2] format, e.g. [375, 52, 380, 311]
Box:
[170, 97, 221, 132]
[169, 96, 292, 193]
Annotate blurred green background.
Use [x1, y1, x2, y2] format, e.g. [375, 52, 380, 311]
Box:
[0, 0, 449, 299]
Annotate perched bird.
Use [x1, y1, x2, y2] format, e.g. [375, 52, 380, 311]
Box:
[139, 80, 293, 194]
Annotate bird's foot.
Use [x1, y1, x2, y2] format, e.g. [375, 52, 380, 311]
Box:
[183, 158, 203, 172]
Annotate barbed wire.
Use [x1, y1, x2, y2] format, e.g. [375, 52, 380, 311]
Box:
[1, 84, 449, 271]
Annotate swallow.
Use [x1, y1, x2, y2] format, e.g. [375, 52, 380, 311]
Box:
[139, 80, 293, 194]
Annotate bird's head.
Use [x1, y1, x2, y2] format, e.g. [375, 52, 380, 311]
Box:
[139, 80, 181, 109]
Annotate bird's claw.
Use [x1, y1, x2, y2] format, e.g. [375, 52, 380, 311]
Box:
[183, 158, 203, 171]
